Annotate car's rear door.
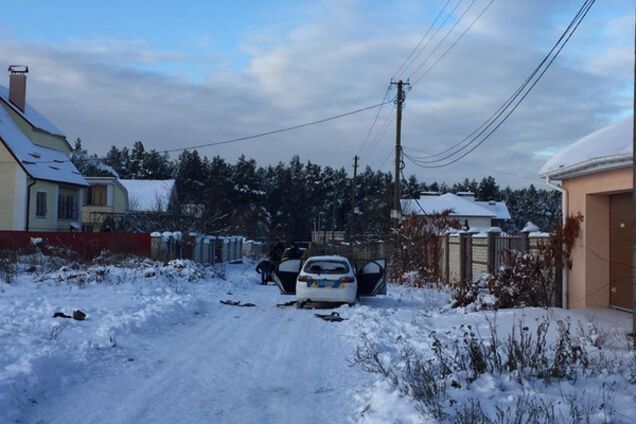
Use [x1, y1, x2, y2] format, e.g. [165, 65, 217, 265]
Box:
[273, 258, 302, 295]
[356, 259, 387, 296]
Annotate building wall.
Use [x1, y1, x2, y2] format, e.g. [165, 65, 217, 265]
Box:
[82, 181, 128, 231]
[28, 180, 59, 231]
[455, 216, 493, 230]
[562, 167, 632, 309]
[27, 182, 83, 231]
[0, 142, 26, 230]
[0, 102, 70, 154]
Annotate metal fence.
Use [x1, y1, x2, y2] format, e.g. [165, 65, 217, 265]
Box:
[151, 233, 243, 264]
[0, 230, 151, 260]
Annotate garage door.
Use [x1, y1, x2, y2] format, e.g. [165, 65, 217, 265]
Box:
[610, 193, 633, 310]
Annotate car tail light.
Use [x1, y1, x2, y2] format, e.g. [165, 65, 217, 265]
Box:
[298, 275, 312, 282]
[339, 276, 355, 283]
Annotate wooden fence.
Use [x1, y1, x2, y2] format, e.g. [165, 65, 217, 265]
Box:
[0, 230, 151, 260]
[442, 232, 548, 284]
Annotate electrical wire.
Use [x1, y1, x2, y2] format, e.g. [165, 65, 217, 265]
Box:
[408, 0, 588, 161]
[397, 0, 465, 79]
[404, 0, 595, 168]
[411, 0, 496, 86]
[392, 0, 453, 79]
[356, 85, 392, 155]
[406, 0, 479, 82]
[364, 108, 396, 157]
[15, 99, 394, 166]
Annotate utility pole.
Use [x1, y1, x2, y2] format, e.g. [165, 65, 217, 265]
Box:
[391, 79, 409, 221]
[351, 155, 359, 236]
[632, 14, 636, 348]
[331, 188, 337, 241]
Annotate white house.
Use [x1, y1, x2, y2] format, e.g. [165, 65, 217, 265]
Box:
[401, 192, 510, 230]
[0, 66, 87, 231]
[119, 179, 177, 212]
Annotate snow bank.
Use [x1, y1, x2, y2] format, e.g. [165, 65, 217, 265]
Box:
[0, 257, 228, 422]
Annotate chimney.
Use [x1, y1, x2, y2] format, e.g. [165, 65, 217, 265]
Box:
[8, 65, 28, 112]
[456, 191, 475, 202]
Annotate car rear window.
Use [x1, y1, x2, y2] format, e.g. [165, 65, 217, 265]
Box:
[303, 260, 349, 275]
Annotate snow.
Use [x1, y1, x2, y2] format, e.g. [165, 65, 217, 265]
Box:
[119, 179, 175, 212]
[540, 116, 633, 179]
[521, 221, 540, 232]
[475, 200, 511, 220]
[0, 103, 87, 186]
[401, 193, 509, 219]
[0, 86, 65, 137]
[2, 257, 634, 423]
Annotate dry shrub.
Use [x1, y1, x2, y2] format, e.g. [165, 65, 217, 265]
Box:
[453, 215, 581, 309]
[386, 210, 459, 286]
[0, 250, 18, 284]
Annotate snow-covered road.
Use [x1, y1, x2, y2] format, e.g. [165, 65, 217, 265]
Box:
[11, 265, 384, 424]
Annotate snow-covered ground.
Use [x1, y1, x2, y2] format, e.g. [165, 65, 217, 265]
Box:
[1, 256, 635, 423]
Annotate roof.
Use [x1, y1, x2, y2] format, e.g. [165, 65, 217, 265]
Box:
[475, 200, 511, 220]
[539, 116, 632, 179]
[0, 86, 65, 137]
[0, 103, 87, 186]
[401, 193, 509, 219]
[119, 179, 175, 212]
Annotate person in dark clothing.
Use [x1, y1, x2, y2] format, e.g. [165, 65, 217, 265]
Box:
[256, 260, 274, 285]
[269, 239, 286, 263]
[288, 245, 302, 260]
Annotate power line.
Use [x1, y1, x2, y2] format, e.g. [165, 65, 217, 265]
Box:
[392, 0, 453, 79]
[364, 108, 396, 159]
[411, 0, 496, 86]
[162, 99, 393, 153]
[398, 0, 465, 79]
[405, 0, 595, 168]
[356, 85, 392, 156]
[407, 0, 479, 82]
[16, 99, 394, 166]
[408, 0, 587, 162]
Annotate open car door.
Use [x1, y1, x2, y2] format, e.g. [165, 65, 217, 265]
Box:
[356, 259, 387, 296]
[273, 259, 302, 295]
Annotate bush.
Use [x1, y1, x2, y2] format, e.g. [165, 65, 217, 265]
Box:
[386, 210, 460, 286]
[452, 215, 581, 309]
[353, 315, 617, 421]
[0, 250, 17, 284]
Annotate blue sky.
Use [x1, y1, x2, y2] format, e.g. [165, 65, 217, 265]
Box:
[0, 0, 632, 187]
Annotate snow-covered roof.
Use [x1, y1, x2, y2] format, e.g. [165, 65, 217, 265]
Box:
[401, 193, 509, 219]
[475, 200, 511, 220]
[0, 86, 65, 137]
[0, 102, 87, 186]
[539, 116, 632, 179]
[119, 179, 175, 212]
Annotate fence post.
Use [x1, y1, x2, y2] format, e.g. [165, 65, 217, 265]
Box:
[487, 231, 497, 274]
[459, 232, 473, 283]
[444, 234, 450, 284]
[521, 231, 530, 253]
[554, 237, 563, 307]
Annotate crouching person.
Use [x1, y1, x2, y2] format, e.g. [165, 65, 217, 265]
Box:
[256, 259, 274, 285]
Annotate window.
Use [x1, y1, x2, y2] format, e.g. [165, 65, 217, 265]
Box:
[86, 185, 107, 206]
[58, 194, 78, 220]
[35, 192, 47, 218]
[302, 260, 350, 275]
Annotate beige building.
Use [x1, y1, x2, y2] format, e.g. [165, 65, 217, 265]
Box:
[540, 116, 632, 310]
[82, 177, 129, 232]
[0, 66, 87, 231]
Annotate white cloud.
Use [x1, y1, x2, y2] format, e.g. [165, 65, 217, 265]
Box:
[0, 0, 630, 188]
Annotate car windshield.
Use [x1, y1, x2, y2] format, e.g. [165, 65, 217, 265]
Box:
[303, 260, 349, 275]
